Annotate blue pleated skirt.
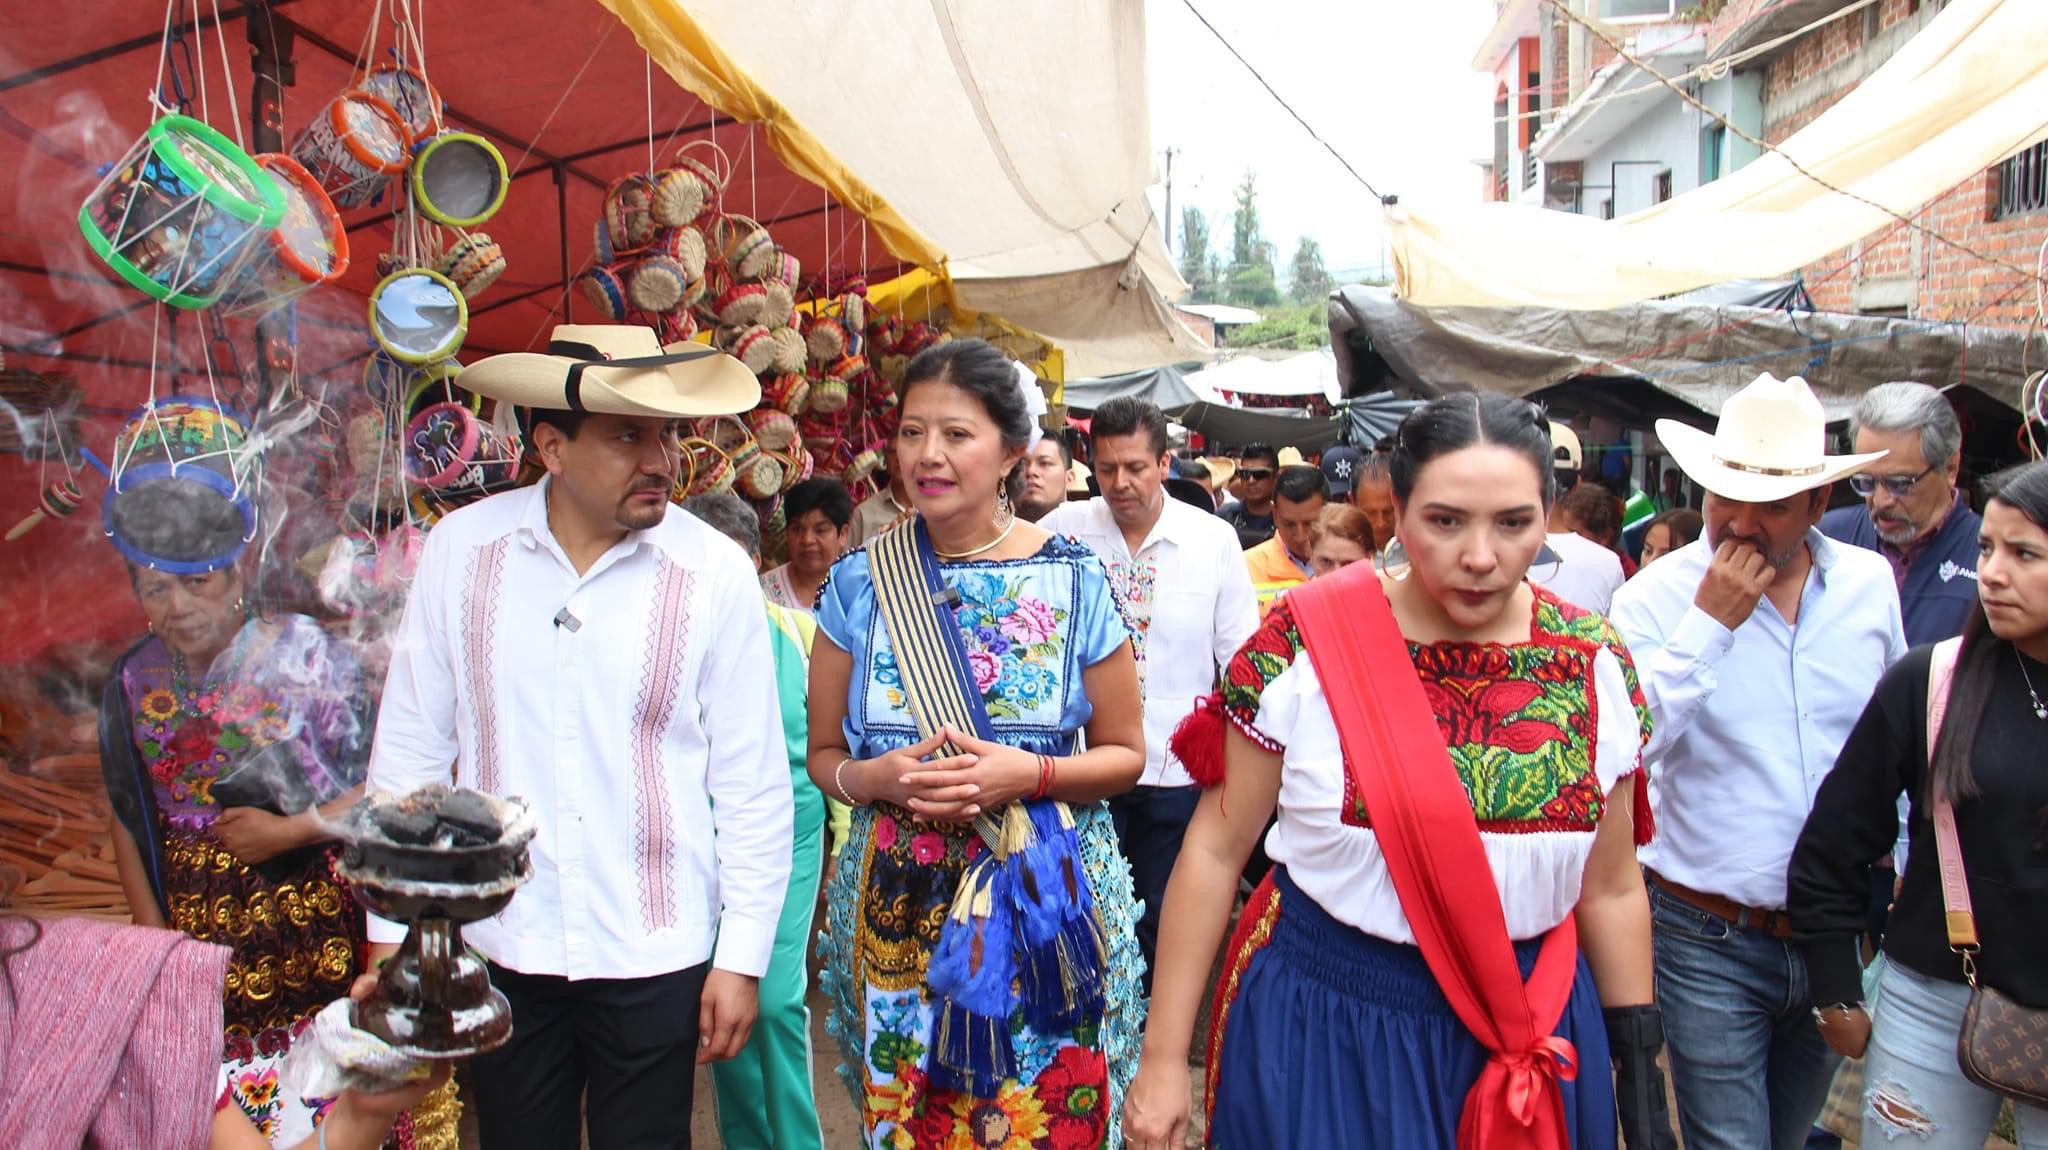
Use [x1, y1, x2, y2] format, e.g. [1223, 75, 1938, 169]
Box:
[1207, 868, 1617, 1150]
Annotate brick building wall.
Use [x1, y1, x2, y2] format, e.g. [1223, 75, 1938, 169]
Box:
[1742, 0, 2045, 327]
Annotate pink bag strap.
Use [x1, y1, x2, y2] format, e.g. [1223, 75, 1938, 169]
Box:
[1924, 637, 1981, 961]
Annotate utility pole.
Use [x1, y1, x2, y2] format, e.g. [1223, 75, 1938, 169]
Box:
[1162, 146, 1177, 256]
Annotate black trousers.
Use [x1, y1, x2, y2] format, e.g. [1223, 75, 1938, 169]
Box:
[470, 960, 709, 1150]
[1108, 783, 1202, 992]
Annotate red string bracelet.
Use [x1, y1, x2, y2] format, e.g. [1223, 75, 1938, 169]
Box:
[1033, 753, 1055, 800]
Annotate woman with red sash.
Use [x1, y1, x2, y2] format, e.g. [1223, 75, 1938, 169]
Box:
[1124, 394, 1679, 1150]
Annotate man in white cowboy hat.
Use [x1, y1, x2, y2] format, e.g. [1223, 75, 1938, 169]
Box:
[1610, 373, 1907, 1150]
[364, 325, 794, 1150]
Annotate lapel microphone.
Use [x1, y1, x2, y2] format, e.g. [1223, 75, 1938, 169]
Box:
[553, 607, 581, 632]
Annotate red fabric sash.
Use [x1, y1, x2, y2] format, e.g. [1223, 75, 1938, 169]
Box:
[1286, 571, 1580, 1150]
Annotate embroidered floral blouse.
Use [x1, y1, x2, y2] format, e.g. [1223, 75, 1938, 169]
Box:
[1222, 586, 1653, 943]
[814, 535, 1131, 761]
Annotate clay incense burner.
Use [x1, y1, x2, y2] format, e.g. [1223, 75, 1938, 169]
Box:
[335, 786, 535, 1058]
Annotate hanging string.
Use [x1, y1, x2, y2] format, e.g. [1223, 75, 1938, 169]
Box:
[206, 0, 245, 149]
[646, 53, 656, 174]
[748, 122, 757, 219]
[152, 0, 178, 121]
[186, 0, 210, 128]
[507, 22, 610, 176]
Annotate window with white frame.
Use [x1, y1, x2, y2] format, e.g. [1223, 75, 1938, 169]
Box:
[1603, 0, 1678, 19]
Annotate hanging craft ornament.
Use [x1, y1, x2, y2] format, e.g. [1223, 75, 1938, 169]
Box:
[292, 89, 411, 209]
[435, 232, 507, 299]
[98, 396, 258, 574]
[764, 372, 810, 417]
[761, 281, 795, 328]
[401, 360, 478, 425]
[746, 408, 799, 452]
[805, 313, 847, 364]
[672, 139, 730, 198]
[217, 153, 349, 317]
[5, 480, 85, 542]
[652, 167, 707, 228]
[602, 174, 660, 255]
[715, 282, 770, 327]
[360, 62, 443, 140]
[729, 325, 777, 375]
[630, 258, 691, 314]
[579, 264, 631, 322]
[411, 131, 508, 227]
[767, 326, 807, 374]
[369, 267, 469, 365]
[403, 401, 520, 494]
[78, 114, 287, 309]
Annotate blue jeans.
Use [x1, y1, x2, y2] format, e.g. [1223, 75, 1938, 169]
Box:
[1107, 783, 1201, 992]
[1650, 880, 1841, 1150]
[1861, 957, 2048, 1148]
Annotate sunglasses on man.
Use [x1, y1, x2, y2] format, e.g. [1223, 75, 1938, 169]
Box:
[1236, 467, 1275, 481]
[1847, 465, 1934, 498]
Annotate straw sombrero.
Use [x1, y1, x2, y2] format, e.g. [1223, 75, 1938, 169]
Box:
[458, 323, 760, 418]
[1657, 372, 1884, 504]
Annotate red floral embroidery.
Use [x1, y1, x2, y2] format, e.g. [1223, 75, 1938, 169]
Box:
[1033, 1044, 1109, 1149]
[1422, 677, 1568, 754]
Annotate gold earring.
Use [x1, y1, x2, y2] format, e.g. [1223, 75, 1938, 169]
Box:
[995, 486, 1013, 526]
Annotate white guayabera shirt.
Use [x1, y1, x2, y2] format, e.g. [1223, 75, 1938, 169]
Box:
[366, 478, 793, 980]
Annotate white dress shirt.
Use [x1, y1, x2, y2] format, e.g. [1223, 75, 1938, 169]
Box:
[1040, 495, 1258, 787]
[1528, 531, 1626, 614]
[1610, 530, 1906, 910]
[367, 479, 793, 980]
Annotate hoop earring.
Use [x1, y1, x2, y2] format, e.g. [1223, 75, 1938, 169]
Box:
[1374, 539, 1412, 582]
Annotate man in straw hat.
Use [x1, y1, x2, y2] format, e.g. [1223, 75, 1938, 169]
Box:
[365, 325, 794, 1149]
[1610, 373, 1907, 1150]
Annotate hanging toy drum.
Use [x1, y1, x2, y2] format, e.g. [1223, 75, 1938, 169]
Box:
[101, 396, 257, 574]
[404, 401, 519, 494]
[217, 153, 349, 317]
[292, 90, 411, 209]
[360, 63, 443, 140]
[411, 131, 508, 227]
[78, 114, 286, 309]
[402, 360, 480, 425]
[5, 479, 85, 542]
[369, 268, 469, 365]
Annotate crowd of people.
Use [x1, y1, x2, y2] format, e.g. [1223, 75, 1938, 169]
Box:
[15, 324, 2044, 1150]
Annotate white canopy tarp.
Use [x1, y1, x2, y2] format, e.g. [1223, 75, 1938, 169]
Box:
[606, 0, 1209, 375]
[1388, 0, 2048, 309]
[1188, 350, 1341, 402]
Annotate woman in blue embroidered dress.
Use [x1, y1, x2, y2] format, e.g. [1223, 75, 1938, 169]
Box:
[809, 339, 1147, 1150]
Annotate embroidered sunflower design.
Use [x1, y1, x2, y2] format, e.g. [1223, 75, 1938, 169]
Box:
[140, 688, 179, 723]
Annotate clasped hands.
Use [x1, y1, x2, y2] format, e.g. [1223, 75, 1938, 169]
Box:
[862, 726, 1042, 823]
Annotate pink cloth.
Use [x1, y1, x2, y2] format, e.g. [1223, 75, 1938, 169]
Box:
[0, 915, 229, 1150]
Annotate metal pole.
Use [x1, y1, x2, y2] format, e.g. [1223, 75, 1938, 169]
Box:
[556, 163, 573, 323]
[1163, 146, 1175, 257]
[248, 1, 294, 409]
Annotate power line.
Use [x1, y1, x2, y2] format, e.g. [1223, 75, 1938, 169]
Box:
[1178, 0, 1390, 203]
[1545, 0, 2046, 294]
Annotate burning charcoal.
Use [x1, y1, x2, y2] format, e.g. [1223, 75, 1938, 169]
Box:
[435, 791, 501, 843]
[372, 804, 439, 845]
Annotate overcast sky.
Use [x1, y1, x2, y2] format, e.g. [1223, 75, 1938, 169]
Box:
[1146, 0, 1500, 285]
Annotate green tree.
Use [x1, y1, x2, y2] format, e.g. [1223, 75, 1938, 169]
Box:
[1289, 236, 1333, 304]
[1230, 171, 1268, 277]
[1178, 206, 1213, 295]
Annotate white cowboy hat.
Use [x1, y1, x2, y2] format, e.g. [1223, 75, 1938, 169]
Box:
[458, 323, 760, 418]
[1656, 372, 1885, 504]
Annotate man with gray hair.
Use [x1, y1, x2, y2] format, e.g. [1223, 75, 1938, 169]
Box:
[1819, 381, 1981, 645]
[680, 490, 831, 1150]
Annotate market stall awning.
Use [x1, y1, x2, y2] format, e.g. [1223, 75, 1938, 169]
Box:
[601, 0, 1209, 375]
[1167, 402, 1340, 454]
[1187, 350, 1341, 402]
[1060, 363, 1213, 413]
[1388, 0, 2048, 309]
[1328, 285, 2037, 418]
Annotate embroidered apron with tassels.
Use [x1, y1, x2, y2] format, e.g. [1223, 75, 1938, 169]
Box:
[1284, 573, 1581, 1150]
[1924, 638, 2048, 1108]
[864, 515, 1109, 1098]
